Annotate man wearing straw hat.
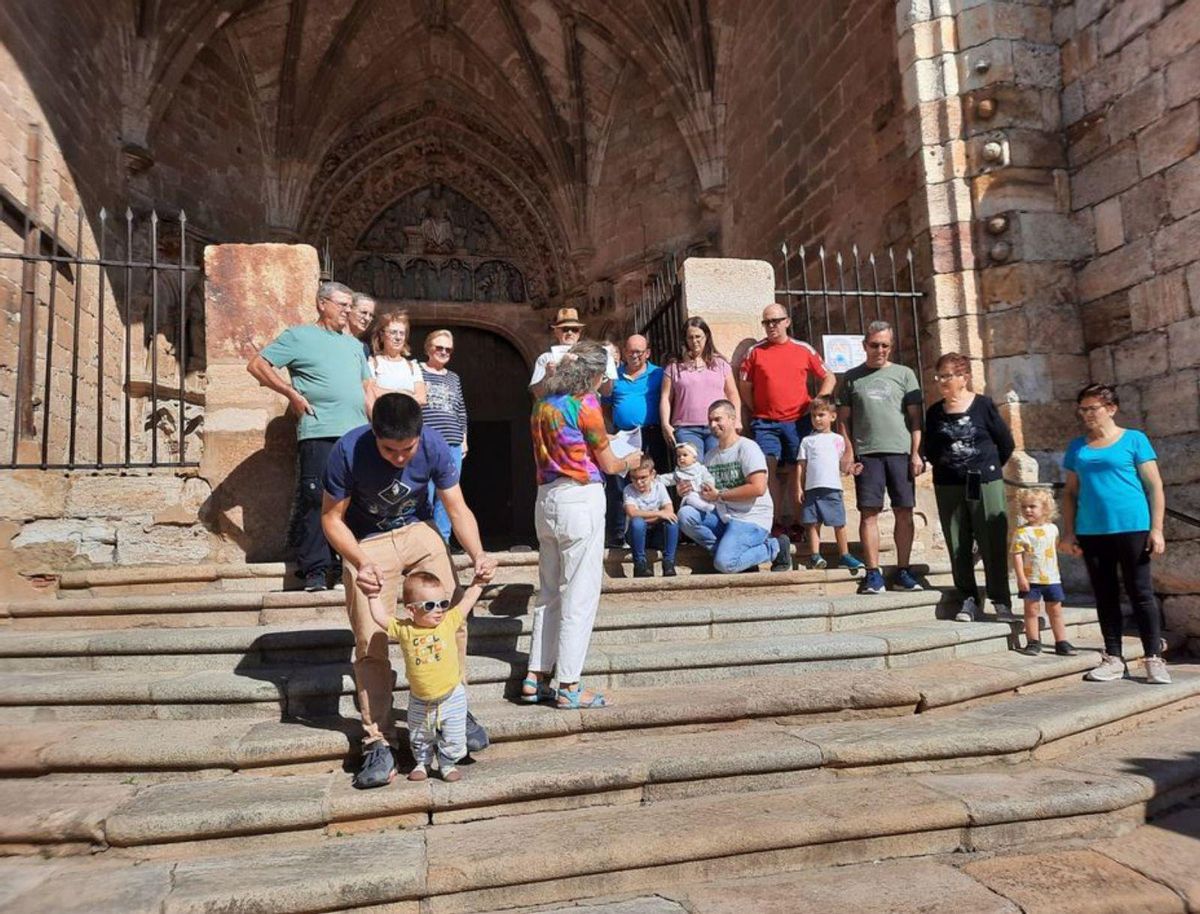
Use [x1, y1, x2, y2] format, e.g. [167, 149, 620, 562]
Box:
[528, 307, 617, 400]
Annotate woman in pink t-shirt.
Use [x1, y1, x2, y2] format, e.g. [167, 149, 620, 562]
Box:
[660, 317, 742, 457]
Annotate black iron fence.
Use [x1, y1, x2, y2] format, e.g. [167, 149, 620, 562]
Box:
[632, 254, 685, 360]
[0, 204, 204, 469]
[775, 241, 925, 382]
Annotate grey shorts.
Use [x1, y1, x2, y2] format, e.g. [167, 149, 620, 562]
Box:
[854, 453, 916, 509]
[800, 487, 846, 527]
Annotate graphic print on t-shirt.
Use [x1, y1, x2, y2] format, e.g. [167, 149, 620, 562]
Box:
[938, 414, 978, 472]
[710, 459, 746, 491]
[366, 478, 418, 529]
[410, 631, 447, 666]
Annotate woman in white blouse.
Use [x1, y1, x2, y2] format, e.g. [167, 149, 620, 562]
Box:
[366, 311, 427, 414]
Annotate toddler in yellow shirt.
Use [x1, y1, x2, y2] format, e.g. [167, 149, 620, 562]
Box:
[368, 571, 484, 782]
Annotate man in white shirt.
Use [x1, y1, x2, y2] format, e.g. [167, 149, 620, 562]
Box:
[677, 400, 793, 573]
[528, 307, 617, 399]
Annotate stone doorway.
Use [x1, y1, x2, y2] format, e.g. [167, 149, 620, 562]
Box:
[409, 324, 535, 548]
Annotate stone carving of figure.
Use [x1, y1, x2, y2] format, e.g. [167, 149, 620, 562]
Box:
[420, 189, 455, 254]
[507, 266, 526, 303]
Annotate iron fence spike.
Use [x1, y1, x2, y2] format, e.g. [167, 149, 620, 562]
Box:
[179, 210, 187, 223]
[150, 209, 158, 223]
[99, 206, 107, 221]
[836, 250, 843, 266]
[780, 241, 788, 256]
[125, 207, 133, 220]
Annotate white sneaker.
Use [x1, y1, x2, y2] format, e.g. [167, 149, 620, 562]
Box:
[1144, 656, 1172, 685]
[1084, 653, 1127, 682]
[954, 597, 978, 623]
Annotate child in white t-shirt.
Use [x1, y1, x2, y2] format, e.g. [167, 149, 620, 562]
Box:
[1011, 488, 1075, 656]
[798, 396, 864, 573]
[659, 442, 716, 513]
[623, 457, 679, 578]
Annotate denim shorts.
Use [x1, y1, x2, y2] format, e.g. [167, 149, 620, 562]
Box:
[800, 487, 847, 527]
[751, 414, 813, 466]
[1021, 582, 1065, 604]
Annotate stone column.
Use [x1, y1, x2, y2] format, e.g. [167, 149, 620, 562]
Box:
[201, 244, 319, 564]
[679, 256, 772, 371]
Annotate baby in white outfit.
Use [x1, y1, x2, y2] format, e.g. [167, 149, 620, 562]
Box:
[659, 442, 716, 513]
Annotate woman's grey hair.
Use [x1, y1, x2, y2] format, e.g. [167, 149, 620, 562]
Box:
[545, 340, 608, 396]
[865, 320, 893, 338]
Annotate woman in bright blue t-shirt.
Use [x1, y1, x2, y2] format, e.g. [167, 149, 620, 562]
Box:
[1061, 384, 1168, 685]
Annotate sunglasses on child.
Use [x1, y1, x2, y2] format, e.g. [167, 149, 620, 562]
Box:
[407, 599, 451, 612]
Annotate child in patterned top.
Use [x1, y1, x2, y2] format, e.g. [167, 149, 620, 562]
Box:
[659, 442, 717, 513]
[368, 571, 485, 782]
[1010, 488, 1075, 656]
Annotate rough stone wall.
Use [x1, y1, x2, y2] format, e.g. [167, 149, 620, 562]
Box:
[717, 0, 918, 263]
[1056, 0, 1200, 630]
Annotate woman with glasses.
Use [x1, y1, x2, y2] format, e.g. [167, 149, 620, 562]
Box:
[923, 352, 1015, 622]
[366, 311, 427, 410]
[524, 340, 642, 709]
[420, 329, 469, 544]
[1061, 383, 1169, 684]
[660, 316, 742, 458]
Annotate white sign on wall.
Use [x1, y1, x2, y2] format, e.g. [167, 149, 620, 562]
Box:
[823, 334, 866, 373]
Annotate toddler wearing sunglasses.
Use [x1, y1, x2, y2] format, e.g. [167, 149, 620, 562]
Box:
[368, 570, 485, 782]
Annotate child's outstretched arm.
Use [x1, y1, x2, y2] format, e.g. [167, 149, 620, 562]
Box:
[366, 594, 391, 632]
[455, 577, 487, 616]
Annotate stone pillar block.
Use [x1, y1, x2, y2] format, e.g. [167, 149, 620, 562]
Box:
[201, 244, 320, 563]
[680, 257, 773, 371]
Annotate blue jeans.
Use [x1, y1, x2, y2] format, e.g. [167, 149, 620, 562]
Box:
[427, 444, 463, 542]
[679, 506, 778, 573]
[674, 426, 719, 458]
[626, 516, 680, 564]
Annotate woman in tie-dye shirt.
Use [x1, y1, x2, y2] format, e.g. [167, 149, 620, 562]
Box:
[525, 341, 641, 710]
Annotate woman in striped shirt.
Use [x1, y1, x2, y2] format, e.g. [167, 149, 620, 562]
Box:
[420, 329, 469, 543]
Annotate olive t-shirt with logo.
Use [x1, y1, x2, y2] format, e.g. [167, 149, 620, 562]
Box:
[840, 362, 922, 456]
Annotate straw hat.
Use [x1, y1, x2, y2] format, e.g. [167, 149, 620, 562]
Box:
[550, 307, 585, 329]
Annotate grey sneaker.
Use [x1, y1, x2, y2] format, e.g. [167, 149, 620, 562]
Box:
[1144, 656, 1172, 685]
[993, 603, 1017, 621]
[1084, 653, 1127, 682]
[954, 597, 978, 623]
[465, 710, 489, 753]
[352, 741, 396, 789]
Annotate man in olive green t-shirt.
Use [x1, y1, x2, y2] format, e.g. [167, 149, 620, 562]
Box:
[837, 321, 925, 595]
[247, 281, 371, 591]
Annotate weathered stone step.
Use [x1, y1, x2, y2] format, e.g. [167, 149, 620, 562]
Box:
[0, 644, 1162, 776]
[0, 611, 1109, 721]
[2, 562, 954, 631]
[2, 671, 1197, 853]
[0, 591, 952, 672]
[50, 540, 901, 597]
[1, 705, 1197, 913]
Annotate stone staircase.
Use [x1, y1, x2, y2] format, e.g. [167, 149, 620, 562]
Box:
[0, 546, 1197, 914]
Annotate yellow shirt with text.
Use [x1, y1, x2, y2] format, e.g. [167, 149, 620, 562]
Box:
[387, 607, 464, 701]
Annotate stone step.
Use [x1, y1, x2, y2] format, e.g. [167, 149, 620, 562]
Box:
[49, 538, 901, 597]
[1, 704, 1197, 913]
[0, 591, 954, 672]
[0, 611, 1111, 722]
[2, 670, 1197, 853]
[0, 643, 1163, 776]
[1, 563, 955, 631]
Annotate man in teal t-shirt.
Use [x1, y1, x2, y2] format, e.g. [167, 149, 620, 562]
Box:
[247, 280, 370, 591]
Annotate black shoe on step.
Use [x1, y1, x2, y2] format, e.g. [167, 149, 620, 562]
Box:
[633, 561, 653, 578]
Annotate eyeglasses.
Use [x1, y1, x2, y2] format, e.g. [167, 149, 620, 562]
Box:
[433, 345, 453, 354]
[762, 317, 787, 327]
[558, 327, 581, 334]
[626, 349, 648, 357]
[1077, 405, 1108, 414]
[932, 373, 963, 382]
[406, 599, 451, 612]
[866, 342, 892, 350]
[386, 330, 406, 338]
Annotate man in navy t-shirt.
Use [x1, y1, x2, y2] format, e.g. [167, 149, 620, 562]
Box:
[321, 393, 497, 789]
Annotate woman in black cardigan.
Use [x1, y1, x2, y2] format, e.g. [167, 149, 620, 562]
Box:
[924, 352, 1015, 622]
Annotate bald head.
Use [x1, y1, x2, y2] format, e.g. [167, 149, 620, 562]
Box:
[624, 334, 650, 371]
[761, 302, 791, 341]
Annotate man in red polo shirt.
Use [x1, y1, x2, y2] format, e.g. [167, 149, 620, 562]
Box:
[738, 302, 836, 534]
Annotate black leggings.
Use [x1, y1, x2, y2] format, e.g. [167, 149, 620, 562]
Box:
[1078, 532, 1162, 657]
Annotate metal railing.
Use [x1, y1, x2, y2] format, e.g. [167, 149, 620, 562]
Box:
[775, 241, 925, 382]
[633, 254, 685, 361]
[1003, 478, 1200, 529]
[0, 205, 203, 469]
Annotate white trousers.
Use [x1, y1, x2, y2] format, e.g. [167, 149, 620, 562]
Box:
[528, 480, 605, 683]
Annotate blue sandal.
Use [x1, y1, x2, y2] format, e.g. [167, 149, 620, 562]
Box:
[556, 685, 608, 709]
[520, 676, 555, 704]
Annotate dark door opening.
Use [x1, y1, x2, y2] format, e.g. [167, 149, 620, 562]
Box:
[410, 324, 535, 549]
